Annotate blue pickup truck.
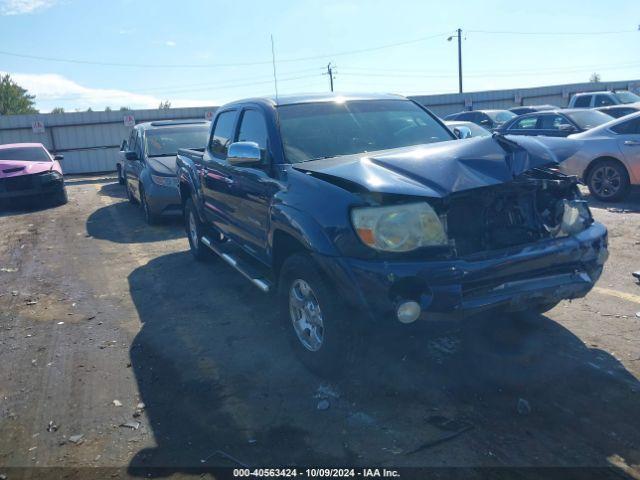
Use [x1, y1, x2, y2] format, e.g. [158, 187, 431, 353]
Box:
[176, 93, 608, 375]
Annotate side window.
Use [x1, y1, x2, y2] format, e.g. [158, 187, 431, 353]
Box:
[573, 96, 591, 108]
[595, 95, 615, 107]
[478, 113, 492, 126]
[611, 117, 640, 135]
[128, 130, 136, 151]
[511, 116, 538, 130]
[210, 111, 237, 157]
[237, 109, 269, 161]
[540, 114, 571, 130]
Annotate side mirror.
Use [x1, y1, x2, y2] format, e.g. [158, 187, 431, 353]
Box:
[453, 126, 472, 139]
[53, 154, 64, 161]
[125, 151, 139, 161]
[227, 141, 262, 166]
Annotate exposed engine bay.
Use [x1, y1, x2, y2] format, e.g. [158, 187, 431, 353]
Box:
[445, 167, 592, 257]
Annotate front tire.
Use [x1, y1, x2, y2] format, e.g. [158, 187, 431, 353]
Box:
[117, 165, 125, 185]
[141, 188, 160, 225]
[51, 187, 68, 206]
[126, 181, 138, 204]
[586, 159, 630, 202]
[279, 253, 360, 377]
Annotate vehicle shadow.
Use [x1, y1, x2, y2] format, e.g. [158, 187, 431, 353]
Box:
[583, 187, 640, 213]
[0, 197, 63, 217]
[127, 252, 640, 475]
[86, 201, 183, 243]
[97, 181, 127, 200]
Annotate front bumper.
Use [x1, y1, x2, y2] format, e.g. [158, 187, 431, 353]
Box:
[143, 181, 182, 216]
[316, 222, 608, 321]
[0, 173, 65, 200]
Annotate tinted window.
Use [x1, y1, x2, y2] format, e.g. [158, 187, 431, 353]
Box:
[211, 111, 237, 157]
[511, 116, 538, 130]
[0, 146, 51, 162]
[539, 114, 572, 130]
[603, 107, 637, 119]
[277, 99, 453, 163]
[565, 110, 613, 130]
[611, 117, 640, 135]
[485, 110, 517, 125]
[594, 95, 615, 107]
[237, 110, 269, 151]
[456, 112, 476, 121]
[573, 95, 591, 108]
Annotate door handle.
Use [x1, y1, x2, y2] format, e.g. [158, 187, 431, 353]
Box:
[624, 140, 640, 146]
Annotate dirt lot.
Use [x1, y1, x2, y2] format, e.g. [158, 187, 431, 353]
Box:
[1, 176, 639, 478]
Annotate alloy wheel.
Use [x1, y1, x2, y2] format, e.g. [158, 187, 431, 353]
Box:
[590, 165, 621, 199]
[289, 279, 325, 352]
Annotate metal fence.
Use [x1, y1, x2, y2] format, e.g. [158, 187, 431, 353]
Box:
[0, 107, 217, 174]
[1, 79, 639, 174]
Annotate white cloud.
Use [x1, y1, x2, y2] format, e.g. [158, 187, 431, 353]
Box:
[165, 40, 176, 47]
[0, 0, 57, 15]
[2, 72, 215, 112]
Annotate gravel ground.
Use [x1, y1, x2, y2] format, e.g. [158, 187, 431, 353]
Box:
[0, 176, 639, 479]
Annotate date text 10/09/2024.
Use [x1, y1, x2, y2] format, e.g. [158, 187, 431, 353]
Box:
[232, 468, 401, 478]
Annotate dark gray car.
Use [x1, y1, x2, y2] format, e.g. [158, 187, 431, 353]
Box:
[124, 120, 210, 224]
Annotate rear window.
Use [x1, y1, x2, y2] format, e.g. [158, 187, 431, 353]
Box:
[614, 91, 640, 104]
[0, 146, 51, 162]
[145, 125, 210, 157]
[565, 110, 612, 130]
[572, 95, 591, 108]
[486, 110, 517, 124]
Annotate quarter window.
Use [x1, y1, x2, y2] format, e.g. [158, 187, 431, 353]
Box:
[210, 111, 237, 157]
[611, 117, 640, 135]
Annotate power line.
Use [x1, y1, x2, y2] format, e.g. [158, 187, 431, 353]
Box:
[467, 29, 637, 36]
[0, 32, 452, 69]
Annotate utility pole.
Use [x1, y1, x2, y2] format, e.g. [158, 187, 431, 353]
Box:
[448, 28, 463, 93]
[326, 63, 335, 92]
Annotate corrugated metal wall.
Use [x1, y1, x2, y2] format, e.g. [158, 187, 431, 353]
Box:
[1, 79, 639, 174]
[0, 106, 217, 174]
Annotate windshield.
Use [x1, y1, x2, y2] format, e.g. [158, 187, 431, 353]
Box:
[144, 125, 209, 157]
[614, 91, 640, 104]
[277, 99, 454, 163]
[566, 110, 613, 129]
[0, 146, 51, 162]
[486, 110, 517, 124]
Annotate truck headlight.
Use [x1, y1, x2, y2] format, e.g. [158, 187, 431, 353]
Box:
[150, 174, 178, 188]
[351, 202, 447, 252]
[560, 199, 592, 236]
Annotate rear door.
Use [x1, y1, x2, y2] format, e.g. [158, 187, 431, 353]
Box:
[611, 116, 640, 183]
[537, 113, 576, 137]
[201, 109, 239, 235]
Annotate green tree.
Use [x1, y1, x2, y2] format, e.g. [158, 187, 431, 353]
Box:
[589, 72, 601, 83]
[105, 106, 112, 112]
[0, 74, 38, 115]
[86, 107, 93, 112]
[50, 107, 65, 114]
[119, 106, 131, 111]
[158, 100, 171, 109]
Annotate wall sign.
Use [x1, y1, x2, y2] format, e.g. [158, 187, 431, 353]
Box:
[31, 120, 45, 134]
[123, 114, 135, 127]
[205, 111, 214, 121]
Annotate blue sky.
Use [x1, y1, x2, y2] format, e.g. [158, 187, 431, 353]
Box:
[0, 0, 638, 112]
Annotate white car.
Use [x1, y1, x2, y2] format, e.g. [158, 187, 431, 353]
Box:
[558, 111, 640, 201]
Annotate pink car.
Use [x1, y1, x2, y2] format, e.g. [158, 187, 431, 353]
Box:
[0, 143, 67, 206]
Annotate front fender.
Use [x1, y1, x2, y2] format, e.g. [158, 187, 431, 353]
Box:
[269, 204, 341, 257]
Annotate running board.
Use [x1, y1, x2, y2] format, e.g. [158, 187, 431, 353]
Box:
[200, 236, 272, 293]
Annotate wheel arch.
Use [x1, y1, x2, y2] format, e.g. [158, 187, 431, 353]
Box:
[584, 155, 629, 183]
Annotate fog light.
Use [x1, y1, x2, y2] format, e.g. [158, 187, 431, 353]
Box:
[397, 301, 421, 324]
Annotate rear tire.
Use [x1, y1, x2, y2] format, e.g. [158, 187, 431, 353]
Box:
[279, 252, 361, 377]
[586, 159, 630, 202]
[184, 198, 211, 262]
[117, 165, 125, 185]
[126, 182, 138, 204]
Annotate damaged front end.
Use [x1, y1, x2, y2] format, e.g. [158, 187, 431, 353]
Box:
[295, 135, 608, 322]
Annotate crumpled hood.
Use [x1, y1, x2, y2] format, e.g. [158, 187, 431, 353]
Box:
[147, 156, 177, 176]
[0, 160, 54, 179]
[293, 135, 579, 198]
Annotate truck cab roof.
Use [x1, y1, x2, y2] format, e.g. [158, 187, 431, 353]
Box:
[221, 92, 407, 109]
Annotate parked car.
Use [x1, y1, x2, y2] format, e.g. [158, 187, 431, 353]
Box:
[444, 109, 517, 130]
[509, 105, 559, 115]
[123, 120, 210, 224]
[444, 120, 491, 138]
[568, 90, 640, 108]
[496, 109, 613, 137]
[556, 111, 640, 201]
[595, 103, 640, 119]
[0, 143, 67, 206]
[176, 93, 608, 375]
